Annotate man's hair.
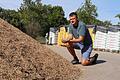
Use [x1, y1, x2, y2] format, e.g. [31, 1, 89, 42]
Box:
[69, 12, 78, 18]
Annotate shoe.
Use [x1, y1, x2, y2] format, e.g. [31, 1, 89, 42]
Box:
[71, 59, 79, 64]
[90, 53, 98, 64]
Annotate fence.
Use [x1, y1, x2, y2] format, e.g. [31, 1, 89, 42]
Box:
[48, 25, 120, 53]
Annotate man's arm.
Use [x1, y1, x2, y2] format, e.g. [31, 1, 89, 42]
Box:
[69, 35, 84, 43]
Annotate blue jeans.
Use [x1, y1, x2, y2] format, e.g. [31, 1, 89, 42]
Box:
[73, 42, 93, 59]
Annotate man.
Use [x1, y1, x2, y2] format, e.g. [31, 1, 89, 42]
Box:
[62, 12, 98, 66]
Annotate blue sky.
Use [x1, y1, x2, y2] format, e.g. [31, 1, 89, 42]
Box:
[0, 0, 120, 25]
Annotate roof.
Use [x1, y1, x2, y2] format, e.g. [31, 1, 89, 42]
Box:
[108, 26, 120, 32]
[96, 26, 108, 33]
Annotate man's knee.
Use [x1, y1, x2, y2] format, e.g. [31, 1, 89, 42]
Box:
[81, 59, 90, 66]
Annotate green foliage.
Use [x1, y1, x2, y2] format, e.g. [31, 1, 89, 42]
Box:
[47, 6, 67, 27]
[115, 14, 120, 18]
[115, 14, 120, 25]
[76, 0, 98, 25]
[0, 0, 67, 39]
[103, 20, 112, 27]
[0, 7, 26, 32]
[76, 0, 112, 26]
[18, 0, 67, 37]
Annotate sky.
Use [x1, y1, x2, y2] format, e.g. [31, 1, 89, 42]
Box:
[0, 0, 120, 25]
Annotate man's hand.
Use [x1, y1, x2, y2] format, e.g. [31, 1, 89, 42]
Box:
[62, 34, 73, 43]
[62, 38, 70, 43]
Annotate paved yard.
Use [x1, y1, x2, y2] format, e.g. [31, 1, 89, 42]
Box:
[45, 45, 120, 80]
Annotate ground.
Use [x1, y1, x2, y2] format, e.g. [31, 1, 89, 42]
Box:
[46, 45, 120, 80]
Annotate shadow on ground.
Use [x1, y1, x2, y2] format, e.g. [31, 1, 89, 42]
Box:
[72, 60, 106, 66]
[96, 60, 106, 64]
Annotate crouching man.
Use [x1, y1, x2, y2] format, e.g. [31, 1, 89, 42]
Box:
[62, 12, 98, 66]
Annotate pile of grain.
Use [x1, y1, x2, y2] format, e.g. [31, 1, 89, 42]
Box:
[0, 18, 81, 80]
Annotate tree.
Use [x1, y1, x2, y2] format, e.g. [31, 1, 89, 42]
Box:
[19, 0, 42, 37]
[115, 14, 120, 19]
[103, 20, 112, 27]
[19, 0, 67, 37]
[115, 14, 120, 25]
[35, 0, 41, 4]
[0, 7, 26, 32]
[0, 0, 68, 39]
[47, 6, 67, 27]
[76, 0, 98, 25]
